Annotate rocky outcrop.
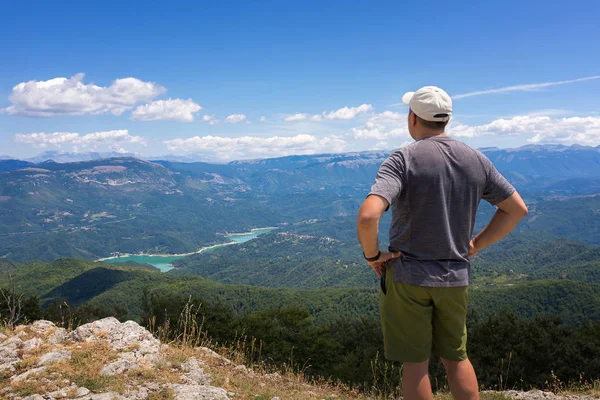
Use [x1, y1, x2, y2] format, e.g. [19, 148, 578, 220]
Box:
[486, 390, 600, 400]
[2, 319, 597, 400]
[0, 318, 229, 400]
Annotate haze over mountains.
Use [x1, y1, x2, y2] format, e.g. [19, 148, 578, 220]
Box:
[7, 142, 600, 165]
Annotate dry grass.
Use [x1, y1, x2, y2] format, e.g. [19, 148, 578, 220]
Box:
[436, 393, 514, 400]
[141, 299, 366, 399]
[10, 379, 57, 397]
[12, 355, 39, 374]
[556, 378, 600, 397]
[5, 338, 186, 398]
[44, 341, 120, 393]
[147, 388, 175, 400]
[183, 342, 363, 400]
[0, 323, 12, 337]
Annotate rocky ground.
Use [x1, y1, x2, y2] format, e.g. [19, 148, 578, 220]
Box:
[0, 318, 597, 400]
[487, 391, 599, 400]
[0, 318, 230, 399]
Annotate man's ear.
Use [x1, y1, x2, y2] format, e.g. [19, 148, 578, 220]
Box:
[409, 110, 417, 127]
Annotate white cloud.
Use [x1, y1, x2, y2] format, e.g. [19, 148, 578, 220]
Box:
[202, 114, 218, 125]
[284, 113, 309, 122]
[371, 111, 405, 122]
[453, 75, 600, 99]
[260, 116, 267, 122]
[14, 130, 147, 148]
[224, 114, 247, 123]
[316, 104, 373, 120]
[3, 73, 166, 117]
[284, 104, 373, 123]
[164, 134, 346, 161]
[449, 115, 600, 146]
[131, 98, 202, 122]
[351, 111, 409, 140]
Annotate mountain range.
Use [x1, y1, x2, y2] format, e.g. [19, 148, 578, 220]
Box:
[5, 143, 600, 164]
[2, 143, 600, 262]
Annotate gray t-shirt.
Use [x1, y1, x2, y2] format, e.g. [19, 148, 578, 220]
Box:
[369, 136, 515, 287]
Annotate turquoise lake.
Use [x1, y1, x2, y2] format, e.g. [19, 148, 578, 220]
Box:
[101, 227, 276, 272]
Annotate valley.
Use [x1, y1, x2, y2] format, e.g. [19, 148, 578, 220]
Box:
[100, 227, 277, 271]
[2, 143, 600, 318]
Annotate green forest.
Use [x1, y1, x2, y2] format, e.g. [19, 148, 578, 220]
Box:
[2, 279, 599, 393]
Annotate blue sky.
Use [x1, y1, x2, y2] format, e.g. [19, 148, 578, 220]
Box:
[1, 0, 599, 161]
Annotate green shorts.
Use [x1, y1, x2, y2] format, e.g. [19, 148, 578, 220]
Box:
[379, 267, 469, 363]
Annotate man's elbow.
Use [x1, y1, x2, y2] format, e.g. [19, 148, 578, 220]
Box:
[512, 203, 528, 220]
[357, 209, 380, 225]
[500, 192, 528, 220]
[519, 205, 529, 219]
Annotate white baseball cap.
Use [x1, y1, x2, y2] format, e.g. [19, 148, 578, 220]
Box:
[402, 86, 452, 122]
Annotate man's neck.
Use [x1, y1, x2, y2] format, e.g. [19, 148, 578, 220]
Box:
[415, 131, 447, 141]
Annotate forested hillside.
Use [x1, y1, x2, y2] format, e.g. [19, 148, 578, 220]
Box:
[2, 258, 600, 391]
[3, 258, 600, 326]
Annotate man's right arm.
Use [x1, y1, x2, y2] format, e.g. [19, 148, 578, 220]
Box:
[469, 191, 528, 257]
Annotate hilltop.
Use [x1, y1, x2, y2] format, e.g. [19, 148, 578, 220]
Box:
[0, 318, 351, 399]
[1, 318, 598, 400]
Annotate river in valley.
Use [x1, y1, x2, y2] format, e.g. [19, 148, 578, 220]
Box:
[100, 227, 276, 272]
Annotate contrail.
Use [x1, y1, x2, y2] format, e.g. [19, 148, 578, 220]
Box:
[453, 75, 600, 99]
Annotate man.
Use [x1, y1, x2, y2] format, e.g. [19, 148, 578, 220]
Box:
[357, 86, 528, 400]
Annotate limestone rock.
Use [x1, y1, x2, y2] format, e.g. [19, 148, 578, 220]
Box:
[30, 320, 57, 336]
[490, 390, 598, 400]
[181, 357, 210, 385]
[37, 350, 72, 366]
[72, 386, 91, 397]
[86, 392, 126, 399]
[0, 318, 239, 400]
[0, 360, 18, 372]
[196, 346, 232, 365]
[69, 318, 160, 354]
[170, 383, 230, 400]
[101, 359, 134, 376]
[118, 348, 159, 366]
[50, 327, 68, 345]
[22, 395, 45, 400]
[23, 337, 43, 352]
[0, 335, 21, 372]
[0, 335, 23, 355]
[67, 317, 122, 342]
[11, 366, 47, 382]
[49, 385, 91, 398]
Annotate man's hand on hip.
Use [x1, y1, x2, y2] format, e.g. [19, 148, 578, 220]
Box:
[468, 239, 478, 258]
[367, 251, 401, 277]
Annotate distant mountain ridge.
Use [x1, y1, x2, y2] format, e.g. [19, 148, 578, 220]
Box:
[26, 150, 138, 164]
[8, 143, 600, 164]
